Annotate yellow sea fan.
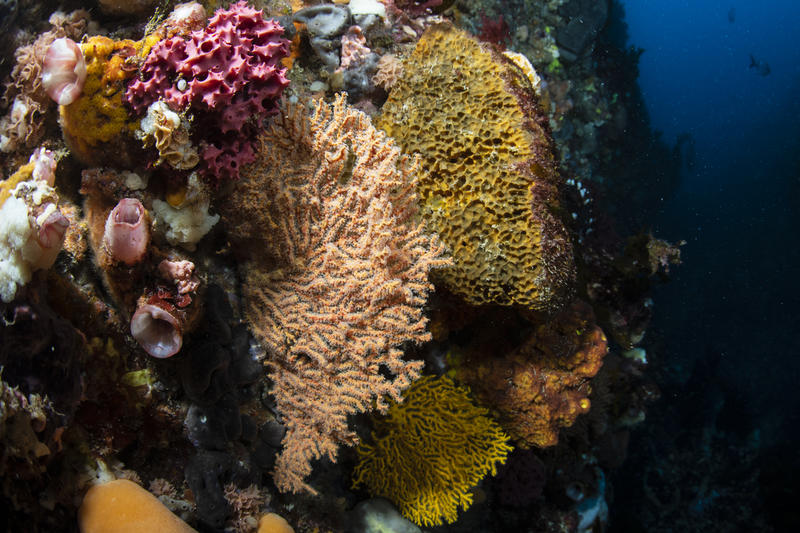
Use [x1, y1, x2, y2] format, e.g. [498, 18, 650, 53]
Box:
[352, 375, 512, 527]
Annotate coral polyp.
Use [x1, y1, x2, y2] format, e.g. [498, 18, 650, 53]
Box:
[353, 375, 512, 527]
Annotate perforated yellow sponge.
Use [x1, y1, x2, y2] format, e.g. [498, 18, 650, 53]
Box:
[377, 24, 575, 311]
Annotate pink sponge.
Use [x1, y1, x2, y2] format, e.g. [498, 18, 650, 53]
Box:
[201, 138, 256, 182]
[125, 36, 188, 114]
[127, 1, 289, 116]
[125, 2, 288, 182]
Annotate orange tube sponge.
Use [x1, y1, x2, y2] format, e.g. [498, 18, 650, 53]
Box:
[78, 479, 197, 533]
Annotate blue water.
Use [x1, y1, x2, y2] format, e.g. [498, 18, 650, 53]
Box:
[626, 1, 800, 179]
[612, 1, 800, 529]
[623, 0, 800, 440]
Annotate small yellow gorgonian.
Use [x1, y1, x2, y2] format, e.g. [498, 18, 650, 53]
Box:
[352, 375, 513, 527]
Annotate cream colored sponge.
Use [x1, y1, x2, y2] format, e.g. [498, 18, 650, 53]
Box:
[79, 479, 196, 533]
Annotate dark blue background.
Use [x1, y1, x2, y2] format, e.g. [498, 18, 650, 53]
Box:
[609, 2, 800, 529]
[625, 0, 800, 456]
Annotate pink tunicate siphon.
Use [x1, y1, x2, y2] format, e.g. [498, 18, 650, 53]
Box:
[102, 198, 149, 265]
[42, 37, 87, 106]
[130, 303, 183, 358]
[31, 147, 57, 185]
[38, 210, 70, 249]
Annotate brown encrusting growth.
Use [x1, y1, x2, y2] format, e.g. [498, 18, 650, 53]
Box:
[223, 95, 450, 493]
[456, 300, 608, 448]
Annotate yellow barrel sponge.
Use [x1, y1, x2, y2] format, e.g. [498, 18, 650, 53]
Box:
[79, 479, 197, 533]
[352, 375, 512, 527]
[377, 25, 575, 311]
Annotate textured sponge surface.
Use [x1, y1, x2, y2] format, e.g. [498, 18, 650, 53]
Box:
[378, 25, 575, 311]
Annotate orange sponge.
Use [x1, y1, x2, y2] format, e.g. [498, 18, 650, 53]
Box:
[258, 513, 295, 533]
[78, 479, 196, 533]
